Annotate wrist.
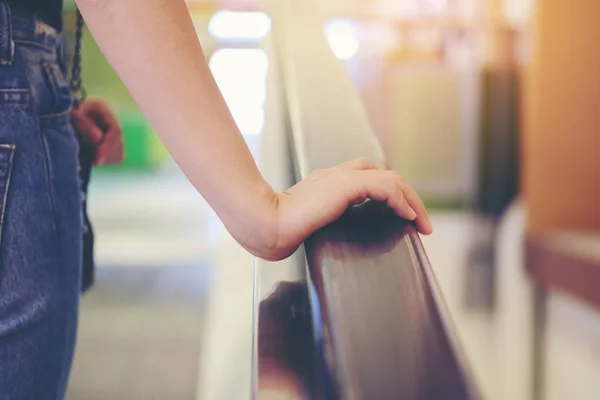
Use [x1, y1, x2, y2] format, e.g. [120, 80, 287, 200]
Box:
[219, 180, 282, 260]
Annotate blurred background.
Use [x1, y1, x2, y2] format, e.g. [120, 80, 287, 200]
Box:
[59, 0, 599, 399]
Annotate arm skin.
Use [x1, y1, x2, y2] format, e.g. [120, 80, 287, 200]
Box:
[75, 0, 432, 260]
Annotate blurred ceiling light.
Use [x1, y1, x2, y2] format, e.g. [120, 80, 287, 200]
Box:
[209, 48, 269, 78]
[208, 11, 271, 40]
[209, 48, 268, 135]
[324, 18, 359, 60]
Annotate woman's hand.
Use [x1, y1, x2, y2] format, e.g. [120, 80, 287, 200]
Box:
[71, 98, 124, 165]
[238, 158, 432, 261]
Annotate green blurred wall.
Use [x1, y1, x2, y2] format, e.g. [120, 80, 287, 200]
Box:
[62, 8, 169, 170]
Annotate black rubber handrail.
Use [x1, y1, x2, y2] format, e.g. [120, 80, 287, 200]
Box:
[267, 1, 481, 398]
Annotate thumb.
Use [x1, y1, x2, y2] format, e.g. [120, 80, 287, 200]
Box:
[71, 110, 105, 146]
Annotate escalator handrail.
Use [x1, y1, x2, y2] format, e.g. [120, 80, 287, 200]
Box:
[269, 1, 481, 399]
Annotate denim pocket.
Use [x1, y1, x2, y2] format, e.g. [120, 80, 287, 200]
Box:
[0, 143, 15, 248]
[40, 60, 72, 116]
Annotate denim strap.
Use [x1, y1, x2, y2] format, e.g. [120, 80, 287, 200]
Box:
[0, 2, 13, 65]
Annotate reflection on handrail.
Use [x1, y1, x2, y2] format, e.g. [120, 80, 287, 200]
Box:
[256, 0, 480, 399]
[257, 281, 314, 398]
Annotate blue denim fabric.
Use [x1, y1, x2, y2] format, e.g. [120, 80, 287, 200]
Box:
[0, 5, 82, 399]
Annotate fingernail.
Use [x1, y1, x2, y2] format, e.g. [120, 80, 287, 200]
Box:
[426, 217, 434, 233]
[407, 207, 417, 220]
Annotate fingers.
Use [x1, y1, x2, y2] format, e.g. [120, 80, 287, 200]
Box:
[312, 162, 433, 234]
[106, 138, 124, 164]
[277, 164, 433, 260]
[347, 170, 416, 221]
[95, 126, 124, 165]
[345, 170, 432, 234]
[71, 109, 104, 146]
[401, 184, 433, 234]
[337, 157, 378, 171]
[81, 99, 120, 132]
[73, 99, 124, 165]
[83, 100, 124, 165]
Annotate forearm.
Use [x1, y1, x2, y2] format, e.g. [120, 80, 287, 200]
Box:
[76, 0, 277, 245]
[74, 0, 433, 261]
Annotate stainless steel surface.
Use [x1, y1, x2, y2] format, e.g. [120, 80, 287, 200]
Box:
[253, 31, 314, 398]
[254, 255, 314, 399]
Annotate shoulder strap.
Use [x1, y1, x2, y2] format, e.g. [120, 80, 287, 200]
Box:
[69, 9, 86, 107]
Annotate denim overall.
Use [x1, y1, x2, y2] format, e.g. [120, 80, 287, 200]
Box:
[0, 3, 82, 398]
